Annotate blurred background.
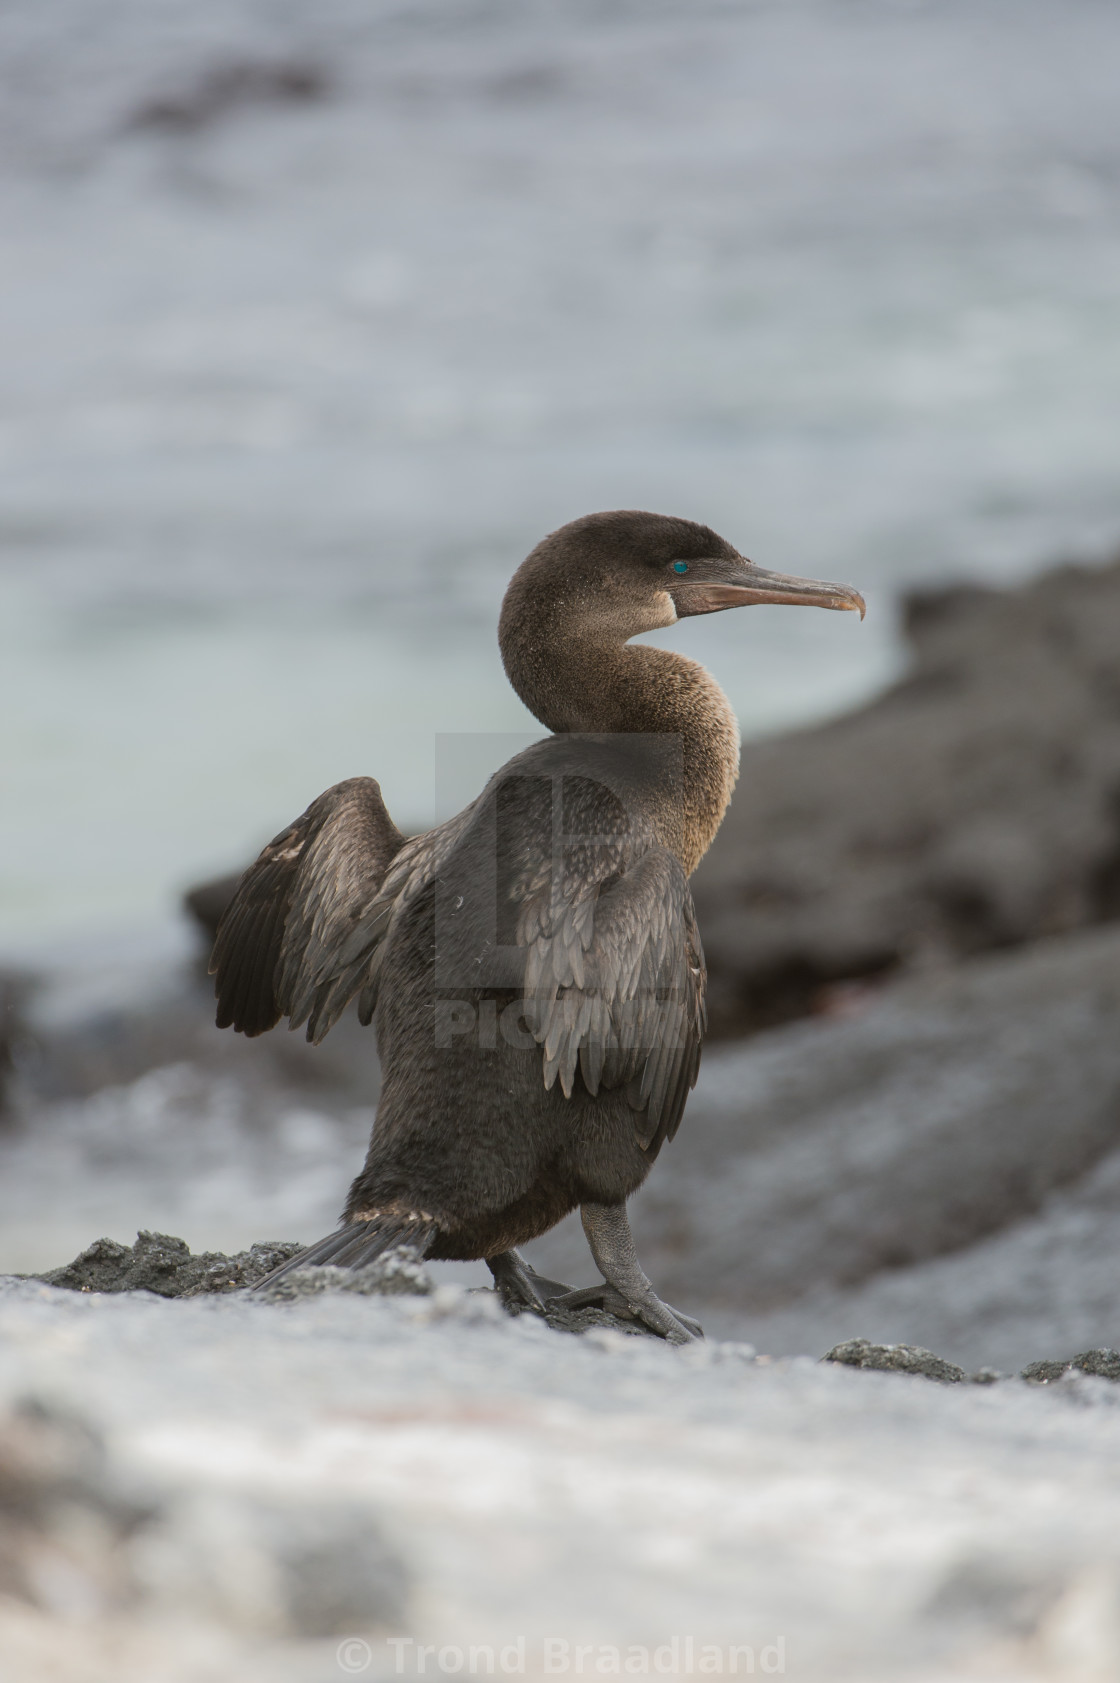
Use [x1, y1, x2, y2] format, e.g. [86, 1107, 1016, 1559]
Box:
[3, 0, 1119, 963]
[3, 0, 1120, 1328]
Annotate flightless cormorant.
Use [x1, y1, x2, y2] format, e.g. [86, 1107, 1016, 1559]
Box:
[212, 510, 864, 1340]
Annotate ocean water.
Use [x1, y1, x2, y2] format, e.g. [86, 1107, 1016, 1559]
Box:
[3, 0, 1120, 959]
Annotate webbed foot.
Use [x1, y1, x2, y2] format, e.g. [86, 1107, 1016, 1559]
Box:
[550, 1282, 703, 1344]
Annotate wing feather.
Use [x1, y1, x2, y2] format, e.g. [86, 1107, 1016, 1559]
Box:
[214, 747, 706, 1152]
[212, 776, 406, 1039]
[514, 842, 706, 1151]
[213, 778, 480, 1043]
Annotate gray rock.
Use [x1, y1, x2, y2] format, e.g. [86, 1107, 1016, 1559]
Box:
[134, 1487, 409, 1638]
[33, 1233, 682, 1342]
[693, 557, 1120, 1034]
[0, 1396, 151, 1612]
[1021, 1349, 1120, 1385]
[5, 1284, 1120, 1680]
[1020, 1359, 1075, 1386]
[10, 923, 1120, 1372]
[126, 58, 330, 134]
[16, 964, 381, 1109]
[528, 923, 1120, 1333]
[0, 1049, 375, 1280]
[35, 1231, 303, 1297]
[0, 1389, 407, 1644]
[257, 1249, 434, 1301]
[0, 969, 33, 1117]
[823, 1338, 965, 1383]
[182, 871, 242, 952]
[1074, 1348, 1120, 1381]
[732, 1161, 1120, 1377]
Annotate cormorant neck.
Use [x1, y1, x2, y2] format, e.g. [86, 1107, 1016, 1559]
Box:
[498, 610, 740, 875]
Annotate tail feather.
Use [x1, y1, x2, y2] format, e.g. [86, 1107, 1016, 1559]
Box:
[252, 1211, 439, 1290]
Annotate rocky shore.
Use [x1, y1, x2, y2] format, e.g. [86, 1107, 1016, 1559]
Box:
[3, 553, 1120, 1678]
[7, 1269, 1120, 1683]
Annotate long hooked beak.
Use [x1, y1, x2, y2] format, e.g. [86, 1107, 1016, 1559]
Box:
[672, 562, 866, 621]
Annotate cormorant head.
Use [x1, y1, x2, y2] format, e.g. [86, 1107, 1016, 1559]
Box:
[502, 509, 865, 648]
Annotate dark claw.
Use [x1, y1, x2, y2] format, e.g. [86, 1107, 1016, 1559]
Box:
[488, 1249, 574, 1313]
[550, 1283, 636, 1318]
[668, 1306, 705, 1337]
[551, 1282, 703, 1344]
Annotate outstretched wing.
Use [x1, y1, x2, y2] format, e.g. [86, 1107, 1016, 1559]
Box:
[515, 840, 706, 1155]
[212, 776, 405, 1039]
[213, 752, 706, 1151]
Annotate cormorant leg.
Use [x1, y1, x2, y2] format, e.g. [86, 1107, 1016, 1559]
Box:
[552, 1202, 703, 1345]
[487, 1249, 574, 1314]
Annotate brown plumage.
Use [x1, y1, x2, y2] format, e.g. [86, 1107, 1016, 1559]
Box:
[212, 510, 863, 1340]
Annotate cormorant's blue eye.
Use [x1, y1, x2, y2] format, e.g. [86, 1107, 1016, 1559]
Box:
[672, 561, 689, 574]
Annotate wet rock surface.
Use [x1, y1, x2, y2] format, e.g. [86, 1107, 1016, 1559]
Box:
[32, 1230, 696, 1341]
[1020, 1349, 1120, 1385]
[692, 556, 1120, 1034]
[126, 57, 330, 134]
[6, 919, 1120, 1371]
[0, 1378, 407, 1671]
[5, 1280, 1120, 1681]
[823, 1338, 967, 1384]
[526, 921, 1120, 1367]
[0, 1397, 152, 1612]
[25, 1231, 1120, 1381]
[256, 1252, 435, 1302]
[0, 969, 33, 1116]
[35, 1231, 303, 1297]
